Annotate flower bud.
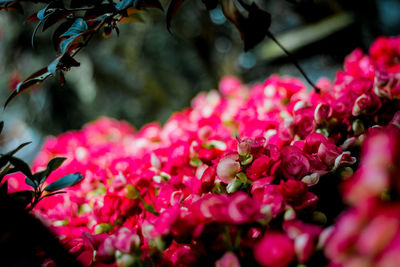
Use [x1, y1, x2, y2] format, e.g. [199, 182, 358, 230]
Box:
[314, 103, 332, 125]
[334, 152, 357, 170]
[237, 140, 250, 156]
[301, 173, 320, 186]
[226, 178, 243, 193]
[284, 206, 296, 221]
[352, 119, 365, 136]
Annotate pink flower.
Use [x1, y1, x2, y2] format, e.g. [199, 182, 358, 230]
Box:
[228, 192, 262, 224]
[280, 146, 310, 180]
[344, 48, 375, 78]
[200, 194, 229, 222]
[200, 165, 216, 193]
[216, 152, 240, 184]
[370, 36, 400, 73]
[246, 155, 271, 180]
[215, 252, 241, 267]
[317, 142, 342, 168]
[219, 76, 242, 97]
[352, 93, 381, 116]
[254, 232, 295, 267]
[64, 236, 94, 267]
[294, 108, 315, 139]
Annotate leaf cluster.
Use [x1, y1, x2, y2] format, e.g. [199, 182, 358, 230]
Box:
[1, 0, 272, 107]
[0, 120, 84, 211]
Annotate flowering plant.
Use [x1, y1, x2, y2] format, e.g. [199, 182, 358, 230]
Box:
[6, 36, 400, 266]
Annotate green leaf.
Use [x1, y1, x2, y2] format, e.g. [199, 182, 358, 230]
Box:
[8, 156, 33, 178]
[44, 172, 84, 192]
[46, 157, 66, 174]
[226, 178, 243, 193]
[32, 170, 47, 184]
[35, 157, 67, 184]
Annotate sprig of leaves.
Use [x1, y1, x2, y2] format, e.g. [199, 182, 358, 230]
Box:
[2, 0, 163, 108]
[0, 121, 84, 211]
[1, 0, 319, 107]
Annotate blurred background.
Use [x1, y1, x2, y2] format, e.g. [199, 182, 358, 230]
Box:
[1, 0, 400, 161]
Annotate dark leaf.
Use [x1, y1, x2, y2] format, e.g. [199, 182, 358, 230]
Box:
[201, 0, 217, 10]
[6, 141, 32, 156]
[60, 18, 88, 38]
[53, 20, 75, 50]
[166, 0, 185, 32]
[42, 10, 72, 32]
[8, 190, 34, 207]
[44, 172, 84, 192]
[0, 121, 3, 134]
[31, 2, 54, 47]
[220, 0, 271, 51]
[4, 68, 51, 108]
[25, 177, 36, 189]
[46, 157, 66, 173]
[31, 20, 43, 48]
[241, 3, 271, 51]
[60, 35, 79, 54]
[32, 157, 66, 184]
[48, 56, 62, 74]
[116, 0, 133, 11]
[32, 169, 45, 182]
[8, 156, 33, 178]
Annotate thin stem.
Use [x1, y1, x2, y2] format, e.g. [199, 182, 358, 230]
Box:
[266, 31, 321, 93]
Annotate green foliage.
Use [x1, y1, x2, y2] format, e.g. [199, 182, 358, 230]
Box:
[44, 173, 84, 192]
[0, 122, 84, 211]
[0, 0, 273, 107]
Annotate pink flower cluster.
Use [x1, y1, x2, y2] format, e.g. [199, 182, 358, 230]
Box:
[8, 36, 400, 266]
